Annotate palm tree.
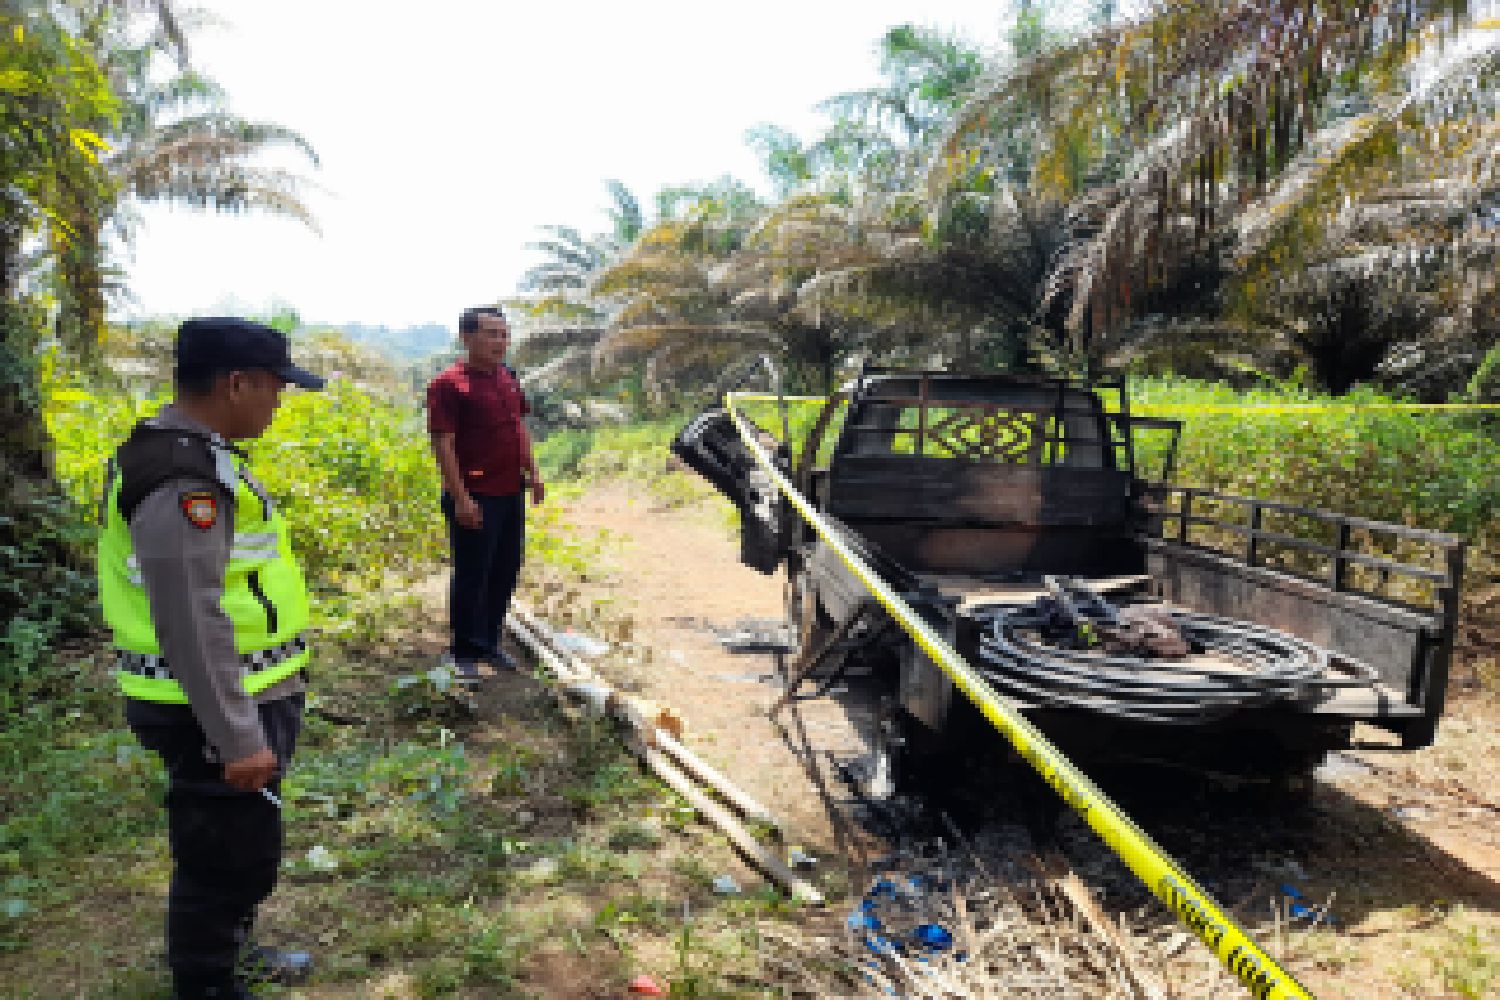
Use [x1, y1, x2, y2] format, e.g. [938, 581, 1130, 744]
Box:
[511, 179, 644, 387]
[791, 185, 1074, 374]
[1, 0, 157, 685]
[591, 178, 1068, 395]
[930, 0, 1485, 382]
[806, 24, 987, 200]
[520, 179, 643, 298]
[1, 2, 118, 302]
[1226, 25, 1500, 393]
[589, 177, 772, 400]
[589, 26, 1001, 396]
[54, 3, 318, 353]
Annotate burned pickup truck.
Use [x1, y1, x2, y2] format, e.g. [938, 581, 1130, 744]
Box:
[673, 370, 1467, 788]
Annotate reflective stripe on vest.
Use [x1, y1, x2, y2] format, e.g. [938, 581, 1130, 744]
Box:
[98, 449, 313, 704]
[117, 635, 308, 681]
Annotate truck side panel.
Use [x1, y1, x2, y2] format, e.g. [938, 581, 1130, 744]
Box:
[1146, 539, 1450, 747]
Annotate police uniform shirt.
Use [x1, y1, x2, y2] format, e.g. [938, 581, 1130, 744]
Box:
[124, 406, 304, 762]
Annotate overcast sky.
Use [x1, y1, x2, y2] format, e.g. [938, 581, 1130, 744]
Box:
[118, 2, 1033, 329]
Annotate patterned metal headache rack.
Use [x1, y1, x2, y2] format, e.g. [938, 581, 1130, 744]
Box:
[834, 370, 1162, 470]
[924, 405, 1044, 462]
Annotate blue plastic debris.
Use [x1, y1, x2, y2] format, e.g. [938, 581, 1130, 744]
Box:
[1288, 902, 1338, 926]
[863, 932, 899, 955]
[869, 878, 898, 898]
[1279, 883, 1336, 925]
[847, 910, 883, 932]
[914, 923, 954, 951]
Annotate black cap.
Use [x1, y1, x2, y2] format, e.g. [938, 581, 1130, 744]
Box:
[175, 317, 326, 390]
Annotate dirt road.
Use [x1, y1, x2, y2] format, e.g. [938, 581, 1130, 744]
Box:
[553, 481, 877, 852]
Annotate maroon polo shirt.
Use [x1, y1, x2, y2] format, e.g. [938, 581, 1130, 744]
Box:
[426, 361, 531, 496]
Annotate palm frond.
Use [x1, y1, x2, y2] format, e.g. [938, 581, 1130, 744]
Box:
[604, 178, 643, 244]
[926, 0, 1481, 365]
[524, 238, 605, 273]
[531, 223, 590, 249]
[126, 158, 317, 229]
[134, 111, 318, 163]
[592, 321, 774, 365]
[142, 68, 225, 119]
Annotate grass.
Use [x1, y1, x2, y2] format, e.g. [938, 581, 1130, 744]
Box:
[1437, 914, 1500, 999]
[0, 614, 813, 998]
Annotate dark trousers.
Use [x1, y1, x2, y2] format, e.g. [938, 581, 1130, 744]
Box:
[441, 491, 525, 661]
[127, 695, 304, 991]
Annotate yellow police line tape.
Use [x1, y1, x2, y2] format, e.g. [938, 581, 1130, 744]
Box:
[731, 392, 1500, 415]
[724, 391, 1316, 1000]
[1134, 403, 1500, 414]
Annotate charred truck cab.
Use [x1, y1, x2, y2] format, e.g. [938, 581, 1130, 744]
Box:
[673, 370, 1466, 788]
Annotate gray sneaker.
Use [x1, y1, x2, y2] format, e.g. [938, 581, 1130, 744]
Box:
[240, 944, 314, 986]
[439, 653, 485, 684]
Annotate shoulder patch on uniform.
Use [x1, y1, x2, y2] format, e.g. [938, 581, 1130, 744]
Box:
[180, 490, 218, 529]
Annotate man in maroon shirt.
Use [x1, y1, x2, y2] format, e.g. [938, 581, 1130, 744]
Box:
[426, 306, 544, 678]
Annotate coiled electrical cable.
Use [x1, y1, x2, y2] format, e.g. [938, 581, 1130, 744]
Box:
[974, 603, 1378, 725]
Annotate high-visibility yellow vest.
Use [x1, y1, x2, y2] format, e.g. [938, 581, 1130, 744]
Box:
[97, 425, 311, 703]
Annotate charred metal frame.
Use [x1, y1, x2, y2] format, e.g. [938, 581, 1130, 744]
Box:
[1143, 484, 1466, 747]
[676, 368, 1470, 765]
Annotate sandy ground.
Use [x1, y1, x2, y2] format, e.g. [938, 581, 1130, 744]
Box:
[552, 482, 877, 854]
[546, 478, 1500, 998]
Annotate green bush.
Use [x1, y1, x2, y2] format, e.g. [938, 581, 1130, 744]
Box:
[1130, 379, 1498, 539]
[41, 368, 447, 639]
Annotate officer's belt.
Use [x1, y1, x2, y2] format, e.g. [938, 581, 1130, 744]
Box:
[115, 634, 308, 681]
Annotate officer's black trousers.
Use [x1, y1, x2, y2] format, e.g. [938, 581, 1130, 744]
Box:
[441, 490, 525, 662]
[128, 694, 304, 990]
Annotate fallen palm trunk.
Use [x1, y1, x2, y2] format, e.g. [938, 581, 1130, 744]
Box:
[506, 603, 818, 904]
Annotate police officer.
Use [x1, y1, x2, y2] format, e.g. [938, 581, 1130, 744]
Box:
[97, 318, 324, 999]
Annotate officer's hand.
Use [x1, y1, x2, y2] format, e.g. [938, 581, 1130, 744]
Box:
[223, 746, 279, 791]
[529, 478, 545, 506]
[455, 494, 482, 530]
